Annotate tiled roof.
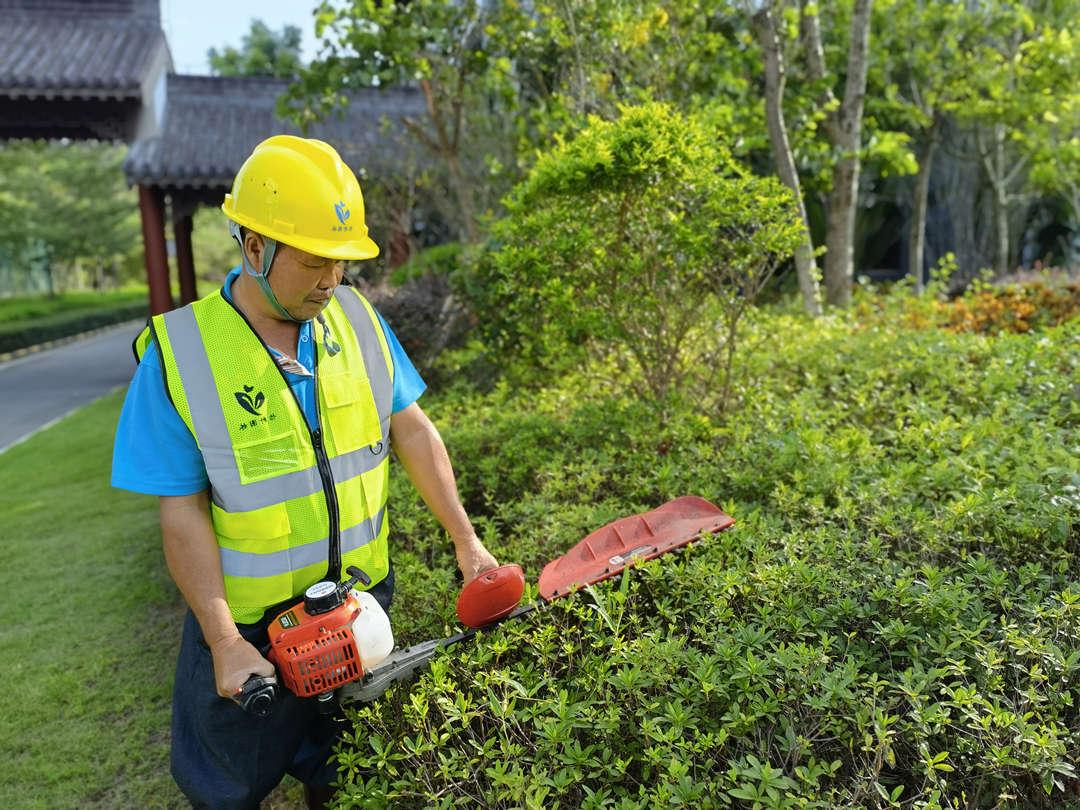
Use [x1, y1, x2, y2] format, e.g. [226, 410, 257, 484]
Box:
[0, 15, 168, 99]
[0, 0, 156, 19]
[124, 74, 424, 189]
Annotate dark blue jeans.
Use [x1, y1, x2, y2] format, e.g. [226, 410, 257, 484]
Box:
[170, 566, 394, 809]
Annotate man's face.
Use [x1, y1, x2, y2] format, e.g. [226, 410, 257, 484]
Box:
[242, 231, 344, 322]
[268, 244, 345, 321]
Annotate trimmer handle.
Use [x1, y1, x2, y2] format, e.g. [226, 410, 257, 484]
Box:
[233, 673, 279, 717]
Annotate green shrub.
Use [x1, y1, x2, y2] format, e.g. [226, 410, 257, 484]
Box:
[343, 306, 1078, 808]
[343, 543, 1078, 809]
[465, 102, 804, 408]
[0, 301, 147, 353]
[389, 242, 465, 286]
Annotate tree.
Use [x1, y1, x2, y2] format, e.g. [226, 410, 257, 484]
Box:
[283, 1, 537, 244]
[799, 0, 874, 307]
[0, 141, 140, 294]
[870, 0, 971, 293]
[208, 19, 303, 78]
[284, 1, 762, 245]
[470, 103, 804, 411]
[1022, 23, 1080, 265]
[947, 0, 1079, 277]
[747, 0, 823, 316]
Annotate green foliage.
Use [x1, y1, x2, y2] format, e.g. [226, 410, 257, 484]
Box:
[207, 19, 303, 78]
[1011, 20, 1080, 227]
[285, 0, 770, 244]
[934, 0, 1079, 273]
[0, 141, 141, 294]
[342, 297, 1078, 808]
[192, 206, 244, 285]
[283, 0, 1077, 281]
[389, 242, 464, 286]
[467, 102, 803, 407]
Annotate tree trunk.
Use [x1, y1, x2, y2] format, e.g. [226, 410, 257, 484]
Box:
[408, 78, 478, 244]
[908, 115, 940, 294]
[993, 128, 1010, 277]
[751, 5, 822, 317]
[824, 156, 860, 307]
[822, 0, 873, 308]
[444, 151, 477, 244]
[978, 123, 1026, 279]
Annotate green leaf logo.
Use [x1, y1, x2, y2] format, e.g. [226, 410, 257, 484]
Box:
[235, 387, 265, 416]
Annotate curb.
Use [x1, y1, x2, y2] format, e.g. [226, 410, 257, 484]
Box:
[0, 318, 145, 365]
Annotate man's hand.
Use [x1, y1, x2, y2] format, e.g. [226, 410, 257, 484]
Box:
[161, 493, 271, 700]
[455, 536, 499, 584]
[209, 635, 276, 699]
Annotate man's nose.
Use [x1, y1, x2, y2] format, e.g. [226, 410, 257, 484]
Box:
[320, 261, 345, 286]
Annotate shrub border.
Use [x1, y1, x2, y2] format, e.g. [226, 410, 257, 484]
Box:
[0, 315, 146, 363]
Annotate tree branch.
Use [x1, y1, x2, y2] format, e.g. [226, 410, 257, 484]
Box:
[799, 0, 842, 144]
[839, 0, 873, 137]
[401, 115, 441, 156]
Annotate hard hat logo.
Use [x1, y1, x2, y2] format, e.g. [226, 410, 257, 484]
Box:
[334, 201, 350, 226]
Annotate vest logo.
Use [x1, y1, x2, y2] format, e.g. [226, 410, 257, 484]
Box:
[235, 385, 265, 416]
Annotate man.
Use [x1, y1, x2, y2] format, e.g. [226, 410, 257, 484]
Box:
[112, 135, 497, 809]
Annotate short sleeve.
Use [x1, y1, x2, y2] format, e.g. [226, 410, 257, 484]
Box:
[374, 310, 427, 413]
[111, 343, 210, 496]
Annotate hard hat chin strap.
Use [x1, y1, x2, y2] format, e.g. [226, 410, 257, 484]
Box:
[230, 222, 308, 323]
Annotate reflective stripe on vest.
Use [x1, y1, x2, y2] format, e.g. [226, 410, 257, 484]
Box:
[220, 505, 386, 578]
[162, 304, 392, 513]
[152, 285, 395, 623]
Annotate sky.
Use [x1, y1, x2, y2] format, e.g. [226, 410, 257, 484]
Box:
[160, 0, 323, 75]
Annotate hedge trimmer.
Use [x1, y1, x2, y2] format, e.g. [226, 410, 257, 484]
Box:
[234, 496, 734, 716]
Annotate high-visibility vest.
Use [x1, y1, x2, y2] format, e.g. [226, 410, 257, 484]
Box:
[135, 286, 394, 624]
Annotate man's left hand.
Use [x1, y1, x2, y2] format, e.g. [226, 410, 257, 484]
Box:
[455, 536, 499, 584]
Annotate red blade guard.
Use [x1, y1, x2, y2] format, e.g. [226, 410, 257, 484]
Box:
[538, 495, 734, 601]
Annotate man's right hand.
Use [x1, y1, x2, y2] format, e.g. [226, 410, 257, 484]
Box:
[208, 635, 276, 699]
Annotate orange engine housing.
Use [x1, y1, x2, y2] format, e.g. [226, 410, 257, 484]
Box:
[266, 595, 365, 698]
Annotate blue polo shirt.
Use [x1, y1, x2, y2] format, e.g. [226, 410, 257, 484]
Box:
[111, 268, 425, 497]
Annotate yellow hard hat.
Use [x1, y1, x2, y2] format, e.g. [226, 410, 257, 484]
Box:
[222, 135, 379, 261]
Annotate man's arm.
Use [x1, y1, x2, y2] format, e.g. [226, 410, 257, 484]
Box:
[159, 492, 274, 698]
[389, 403, 498, 583]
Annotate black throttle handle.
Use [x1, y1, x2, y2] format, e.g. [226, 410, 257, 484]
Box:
[233, 674, 279, 718]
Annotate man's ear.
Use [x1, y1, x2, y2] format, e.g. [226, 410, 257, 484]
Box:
[243, 230, 264, 271]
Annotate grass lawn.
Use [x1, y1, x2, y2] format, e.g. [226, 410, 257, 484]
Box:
[0, 391, 304, 808]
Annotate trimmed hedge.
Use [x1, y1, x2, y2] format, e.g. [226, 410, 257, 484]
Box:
[0, 302, 147, 353]
[339, 299, 1079, 809]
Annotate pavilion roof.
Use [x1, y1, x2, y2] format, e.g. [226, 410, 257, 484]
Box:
[124, 75, 424, 190]
[0, 0, 167, 100]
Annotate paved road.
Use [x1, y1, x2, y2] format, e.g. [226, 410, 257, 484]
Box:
[0, 320, 142, 453]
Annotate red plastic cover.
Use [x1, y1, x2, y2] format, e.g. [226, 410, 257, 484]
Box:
[538, 495, 734, 601]
[456, 563, 526, 628]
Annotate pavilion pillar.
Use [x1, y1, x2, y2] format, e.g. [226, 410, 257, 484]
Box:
[174, 213, 197, 305]
[138, 185, 172, 314]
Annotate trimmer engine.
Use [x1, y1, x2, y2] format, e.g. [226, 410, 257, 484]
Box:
[263, 566, 392, 709]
